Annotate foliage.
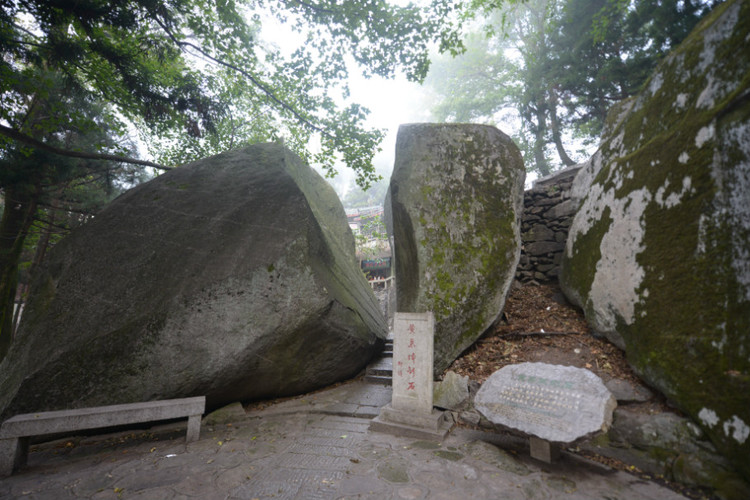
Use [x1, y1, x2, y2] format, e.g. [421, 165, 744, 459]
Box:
[426, 0, 719, 175]
[550, 0, 720, 135]
[0, 66, 146, 358]
[428, 32, 519, 123]
[427, 0, 578, 176]
[0, 0, 468, 358]
[341, 176, 389, 209]
[358, 213, 387, 241]
[1, 0, 467, 185]
[354, 213, 389, 261]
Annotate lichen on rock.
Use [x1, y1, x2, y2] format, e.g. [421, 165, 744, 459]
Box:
[0, 143, 387, 418]
[387, 123, 525, 376]
[561, 0, 750, 480]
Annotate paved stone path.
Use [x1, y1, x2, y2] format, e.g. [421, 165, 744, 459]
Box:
[0, 380, 688, 499]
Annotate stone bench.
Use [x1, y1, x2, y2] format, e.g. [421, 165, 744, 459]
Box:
[0, 396, 205, 476]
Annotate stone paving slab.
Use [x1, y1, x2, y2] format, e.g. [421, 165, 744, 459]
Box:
[246, 380, 392, 419]
[0, 379, 690, 500]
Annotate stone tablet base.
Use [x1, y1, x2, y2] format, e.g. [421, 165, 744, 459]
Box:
[369, 404, 452, 441]
[529, 436, 560, 463]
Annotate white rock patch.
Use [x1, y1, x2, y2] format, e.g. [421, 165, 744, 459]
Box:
[696, 76, 718, 109]
[569, 152, 603, 206]
[586, 187, 651, 330]
[724, 415, 750, 444]
[674, 93, 689, 109]
[567, 180, 606, 255]
[699, 407, 720, 428]
[649, 73, 664, 95]
[711, 331, 727, 352]
[655, 177, 692, 209]
[696, 124, 715, 148]
[698, 1, 740, 73]
[723, 121, 750, 301]
[696, 214, 709, 255]
[609, 131, 626, 157]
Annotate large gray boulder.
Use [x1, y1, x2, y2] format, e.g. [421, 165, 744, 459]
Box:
[387, 123, 525, 375]
[583, 407, 750, 500]
[560, 0, 750, 480]
[0, 143, 387, 418]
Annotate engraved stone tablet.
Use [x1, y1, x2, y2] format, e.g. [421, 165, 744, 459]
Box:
[370, 311, 451, 440]
[474, 363, 616, 443]
[391, 312, 435, 414]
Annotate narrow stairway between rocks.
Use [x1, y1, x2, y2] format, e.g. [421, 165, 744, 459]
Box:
[364, 335, 393, 385]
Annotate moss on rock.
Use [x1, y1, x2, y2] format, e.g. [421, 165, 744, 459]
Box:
[388, 124, 525, 375]
[0, 143, 387, 418]
[561, 0, 750, 480]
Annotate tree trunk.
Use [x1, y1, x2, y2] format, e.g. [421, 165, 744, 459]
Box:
[549, 88, 576, 167]
[533, 106, 551, 177]
[11, 202, 57, 333]
[0, 182, 40, 360]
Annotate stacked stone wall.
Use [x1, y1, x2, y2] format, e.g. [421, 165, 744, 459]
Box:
[516, 165, 580, 283]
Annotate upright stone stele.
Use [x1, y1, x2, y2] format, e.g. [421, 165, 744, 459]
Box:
[370, 312, 452, 440]
[392, 312, 434, 414]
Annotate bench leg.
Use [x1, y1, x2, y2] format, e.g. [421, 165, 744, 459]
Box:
[0, 437, 27, 477]
[529, 436, 560, 463]
[186, 414, 201, 443]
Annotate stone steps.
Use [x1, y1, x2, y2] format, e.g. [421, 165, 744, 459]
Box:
[364, 375, 392, 385]
[364, 338, 393, 385]
[366, 357, 393, 376]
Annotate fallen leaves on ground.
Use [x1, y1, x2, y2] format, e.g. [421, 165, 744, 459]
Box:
[447, 282, 640, 386]
[448, 283, 715, 499]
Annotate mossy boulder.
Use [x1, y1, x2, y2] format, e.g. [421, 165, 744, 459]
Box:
[387, 123, 525, 375]
[560, 0, 750, 480]
[582, 407, 750, 500]
[0, 143, 387, 418]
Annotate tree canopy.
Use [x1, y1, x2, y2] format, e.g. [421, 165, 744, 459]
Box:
[426, 0, 719, 175]
[1, 0, 467, 185]
[0, 0, 467, 359]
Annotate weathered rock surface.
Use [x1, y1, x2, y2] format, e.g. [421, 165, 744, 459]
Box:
[603, 378, 653, 404]
[474, 363, 616, 443]
[0, 143, 387, 418]
[433, 370, 469, 410]
[560, 0, 750, 479]
[202, 402, 247, 426]
[387, 123, 525, 375]
[583, 407, 750, 500]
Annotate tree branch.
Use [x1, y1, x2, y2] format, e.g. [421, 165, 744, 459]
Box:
[6, 37, 44, 49]
[35, 201, 96, 218]
[285, 0, 336, 15]
[30, 216, 77, 233]
[149, 14, 332, 140]
[0, 124, 170, 170]
[11, 21, 43, 42]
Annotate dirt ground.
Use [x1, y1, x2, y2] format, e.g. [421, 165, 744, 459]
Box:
[447, 282, 642, 387]
[445, 282, 721, 499]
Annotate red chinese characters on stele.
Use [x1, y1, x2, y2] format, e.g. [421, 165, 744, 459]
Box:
[395, 323, 418, 392]
[406, 323, 416, 391]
